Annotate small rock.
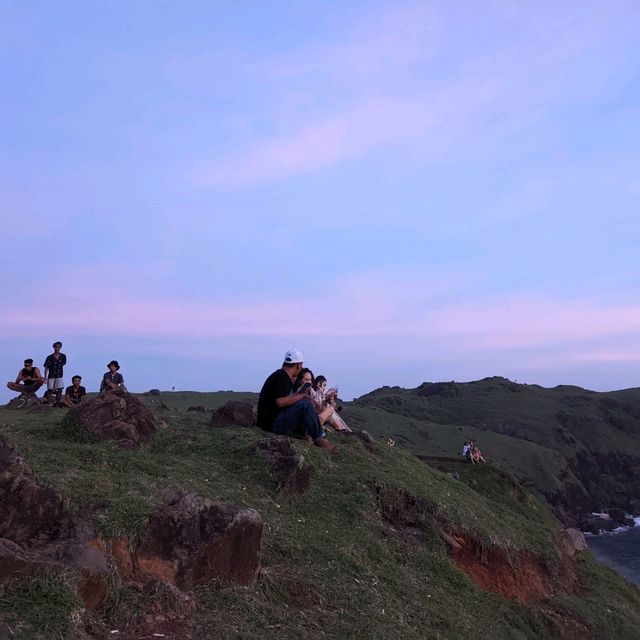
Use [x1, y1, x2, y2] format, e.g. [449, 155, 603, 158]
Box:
[210, 401, 256, 428]
[564, 528, 587, 555]
[187, 405, 206, 413]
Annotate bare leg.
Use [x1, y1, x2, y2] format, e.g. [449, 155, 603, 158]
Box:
[327, 410, 351, 432]
[318, 406, 334, 425]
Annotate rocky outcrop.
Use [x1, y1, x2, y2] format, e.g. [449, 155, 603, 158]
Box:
[563, 528, 587, 555]
[135, 489, 262, 590]
[0, 435, 108, 610]
[69, 390, 156, 448]
[254, 437, 314, 496]
[5, 394, 42, 410]
[210, 401, 256, 428]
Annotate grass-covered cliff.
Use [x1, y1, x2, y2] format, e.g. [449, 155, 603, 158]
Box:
[1, 390, 640, 639]
[346, 377, 640, 525]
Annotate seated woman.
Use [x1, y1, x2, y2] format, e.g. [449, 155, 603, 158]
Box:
[100, 360, 127, 393]
[294, 370, 351, 433]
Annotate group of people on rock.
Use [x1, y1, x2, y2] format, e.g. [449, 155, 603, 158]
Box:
[5, 340, 126, 407]
[462, 441, 486, 463]
[257, 349, 351, 453]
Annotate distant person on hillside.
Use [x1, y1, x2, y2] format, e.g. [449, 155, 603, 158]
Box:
[462, 442, 471, 460]
[7, 359, 44, 395]
[62, 375, 86, 407]
[311, 374, 351, 433]
[100, 360, 126, 393]
[43, 341, 67, 405]
[257, 350, 336, 452]
[469, 441, 486, 464]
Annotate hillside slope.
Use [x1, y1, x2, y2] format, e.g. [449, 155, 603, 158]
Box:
[0, 394, 639, 639]
[347, 377, 640, 525]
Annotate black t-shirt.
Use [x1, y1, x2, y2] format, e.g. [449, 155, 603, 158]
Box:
[65, 385, 86, 404]
[257, 369, 293, 430]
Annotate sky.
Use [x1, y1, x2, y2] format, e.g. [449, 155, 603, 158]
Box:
[1, 0, 639, 401]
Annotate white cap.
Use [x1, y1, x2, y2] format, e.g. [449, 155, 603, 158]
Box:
[283, 349, 303, 364]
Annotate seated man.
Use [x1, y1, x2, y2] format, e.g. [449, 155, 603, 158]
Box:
[7, 359, 44, 395]
[62, 375, 86, 408]
[257, 349, 336, 452]
[100, 360, 126, 393]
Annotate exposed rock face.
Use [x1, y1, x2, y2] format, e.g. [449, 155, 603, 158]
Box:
[0, 435, 76, 546]
[254, 437, 314, 496]
[210, 401, 256, 428]
[149, 389, 161, 396]
[69, 390, 156, 448]
[136, 490, 262, 590]
[447, 532, 577, 604]
[0, 435, 108, 610]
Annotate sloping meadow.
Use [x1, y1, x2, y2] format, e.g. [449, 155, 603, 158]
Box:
[0, 392, 639, 639]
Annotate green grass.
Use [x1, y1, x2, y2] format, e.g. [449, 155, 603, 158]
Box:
[1, 393, 640, 638]
[0, 572, 81, 639]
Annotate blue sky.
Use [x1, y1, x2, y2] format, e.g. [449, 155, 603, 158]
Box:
[1, 1, 639, 401]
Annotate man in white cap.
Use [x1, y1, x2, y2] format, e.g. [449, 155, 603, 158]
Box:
[257, 349, 336, 452]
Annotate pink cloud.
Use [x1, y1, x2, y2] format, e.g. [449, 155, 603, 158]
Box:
[1, 270, 639, 357]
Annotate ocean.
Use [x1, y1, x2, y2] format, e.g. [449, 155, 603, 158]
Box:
[586, 518, 640, 587]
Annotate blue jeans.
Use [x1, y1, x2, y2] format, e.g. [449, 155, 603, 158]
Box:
[272, 398, 325, 442]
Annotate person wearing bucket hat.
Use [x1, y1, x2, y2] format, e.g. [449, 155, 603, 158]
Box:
[257, 350, 336, 453]
[100, 360, 126, 393]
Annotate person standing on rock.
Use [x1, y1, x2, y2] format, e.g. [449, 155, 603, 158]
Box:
[62, 375, 86, 407]
[100, 360, 126, 393]
[43, 341, 67, 405]
[6, 359, 44, 395]
[257, 350, 336, 453]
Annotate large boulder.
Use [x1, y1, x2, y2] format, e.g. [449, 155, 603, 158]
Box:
[210, 401, 256, 428]
[136, 490, 262, 590]
[254, 437, 314, 496]
[69, 390, 156, 448]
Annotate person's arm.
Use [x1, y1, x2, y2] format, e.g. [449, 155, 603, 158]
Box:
[275, 393, 307, 408]
[33, 367, 44, 382]
[43, 357, 50, 381]
[15, 369, 23, 384]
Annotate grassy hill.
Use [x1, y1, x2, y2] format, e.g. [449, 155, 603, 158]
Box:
[1, 392, 640, 639]
[345, 377, 640, 525]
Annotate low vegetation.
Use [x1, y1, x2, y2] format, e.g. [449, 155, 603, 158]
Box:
[0, 389, 639, 639]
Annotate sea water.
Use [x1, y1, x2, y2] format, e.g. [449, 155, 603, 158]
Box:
[586, 517, 640, 587]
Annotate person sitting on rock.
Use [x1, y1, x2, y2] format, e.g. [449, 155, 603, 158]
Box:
[62, 375, 86, 407]
[100, 360, 126, 393]
[257, 350, 336, 452]
[43, 340, 67, 405]
[309, 373, 351, 433]
[7, 359, 44, 395]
